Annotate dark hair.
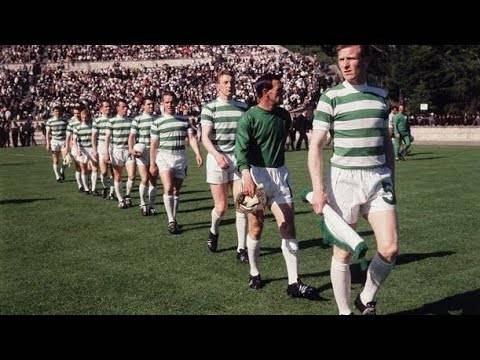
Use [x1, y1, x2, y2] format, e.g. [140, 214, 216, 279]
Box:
[116, 99, 128, 107]
[52, 105, 62, 112]
[335, 45, 371, 57]
[162, 91, 178, 103]
[255, 74, 281, 98]
[216, 69, 234, 83]
[143, 96, 154, 104]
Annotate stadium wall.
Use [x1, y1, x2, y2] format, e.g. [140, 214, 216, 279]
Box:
[411, 126, 480, 145]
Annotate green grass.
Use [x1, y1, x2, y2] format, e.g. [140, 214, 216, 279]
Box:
[1, 145, 479, 315]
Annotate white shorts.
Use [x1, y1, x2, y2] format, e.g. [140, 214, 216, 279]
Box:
[51, 139, 65, 152]
[206, 153, 240, 184]
[135, 147, 150, 167]
[111, 148, 134, 167]
[97, 142, 108, 159]
[156, 150, 187, 179]
[250, 165, 292, 206]
[326, 166, 396, 224]
[77, 147, 96, 164]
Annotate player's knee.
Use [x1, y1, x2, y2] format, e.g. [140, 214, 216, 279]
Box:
[281, 239, 298, 255]
[249, 224, 263, 239]
[333, 247, 352, 263]
[378, 246, 399, 263]
[215, 203, 228, 217]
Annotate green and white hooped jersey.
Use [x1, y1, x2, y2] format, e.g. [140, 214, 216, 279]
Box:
[46, 117, 68, 141]
[66, 116, 81, 136]
[131, 113, 154, 147]
[200, 98, 248, 154]
[106, 116, 132, 149]
[150, 114, 193, 154]
[314, 81, 389, 169]
[74, 122, 93, 148]
[92, 115, 110, 143]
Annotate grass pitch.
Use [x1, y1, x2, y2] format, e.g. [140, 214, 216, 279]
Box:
[0, 145, 479, 314]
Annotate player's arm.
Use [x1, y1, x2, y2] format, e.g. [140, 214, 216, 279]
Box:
[45, 123, 51, 150]
[91, 120, 98, 154]
[308, 129, 329, 214]
[308, 94, 333, 214]
[128, 119, 137, 156]
[188, 130, 203, 167]
[149, 136, 159, 177]
[65, 128, 72, 153]
[235, 114, 255, 197]
[73, 131, 81, 157]
[105, 126, 112, 163]
[384, 125, 395, 188]
[149, 122, 159, 177]
[201, 124, 228, 169]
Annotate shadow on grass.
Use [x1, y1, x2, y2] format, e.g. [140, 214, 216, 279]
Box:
[0, 197, 56, 205]
[0, 162, 27, 166]
[389, 289, 480, 315]
[180, 218, 236, 232]
[405, 157, 446, 161]
[261, 251, 455, 288]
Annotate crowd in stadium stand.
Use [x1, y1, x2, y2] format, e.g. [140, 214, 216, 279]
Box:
[1, 45, 478, 148]
[0, 45, 283, 64]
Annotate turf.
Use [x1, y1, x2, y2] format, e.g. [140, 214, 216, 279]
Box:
[0, 145, 479, 314]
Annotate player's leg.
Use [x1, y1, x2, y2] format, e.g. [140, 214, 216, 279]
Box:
[355, 210, 399, 314]
[172, 176, 184, 222]
[137, 162, 150, 215]
[79, 158, 90, 193]
[59, 145, 68, 180]
[207, 182, 229, 252]
[51, 151, 61, 181]
[89, 156, 99, 195]
[232, 179, 248, 262]
[246, 210, 264, 289]
[270, 201, 318, 299]
[401, 135, 412, 157]
[393, 136, 401, 160]
[113, 165, 126, 208]
[159, 169, 176, 232]
[124, 157, 136, 207]
[148, 174, 158, 215]
[205, 153, 228, 251]
[326, 167, 360, 314]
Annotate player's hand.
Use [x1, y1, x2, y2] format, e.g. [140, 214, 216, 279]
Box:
[242, 170, 256, 197]
[196, 154, 203, 167]
[215, 154, 229, 169]
[311, 190, 328, 215]
[150, 164, 159, 178]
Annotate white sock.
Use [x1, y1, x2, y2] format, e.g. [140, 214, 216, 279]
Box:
[139, 184, 146, 206]
[126, 178, 134, 196]
[100, 172, 107, 188]
[163, 194, 174, 223]
[247, 235, 260, 277]
[331, 257, 352, 315]
[281, 239, 299, 285]
[114, 180, 123, 202]
[210, 208, 223, 235]
[109, 177, 114, 195]
[75, 171, 82, 188]
[81, 173, 90, 191]
[360, 253, 395, 305]
[53, 164, 60, 179]
[173, 196, 179, 218]
[236, 211, 248, 251]
[148, 185, 157, 208]
[91, 171, 97, 191]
